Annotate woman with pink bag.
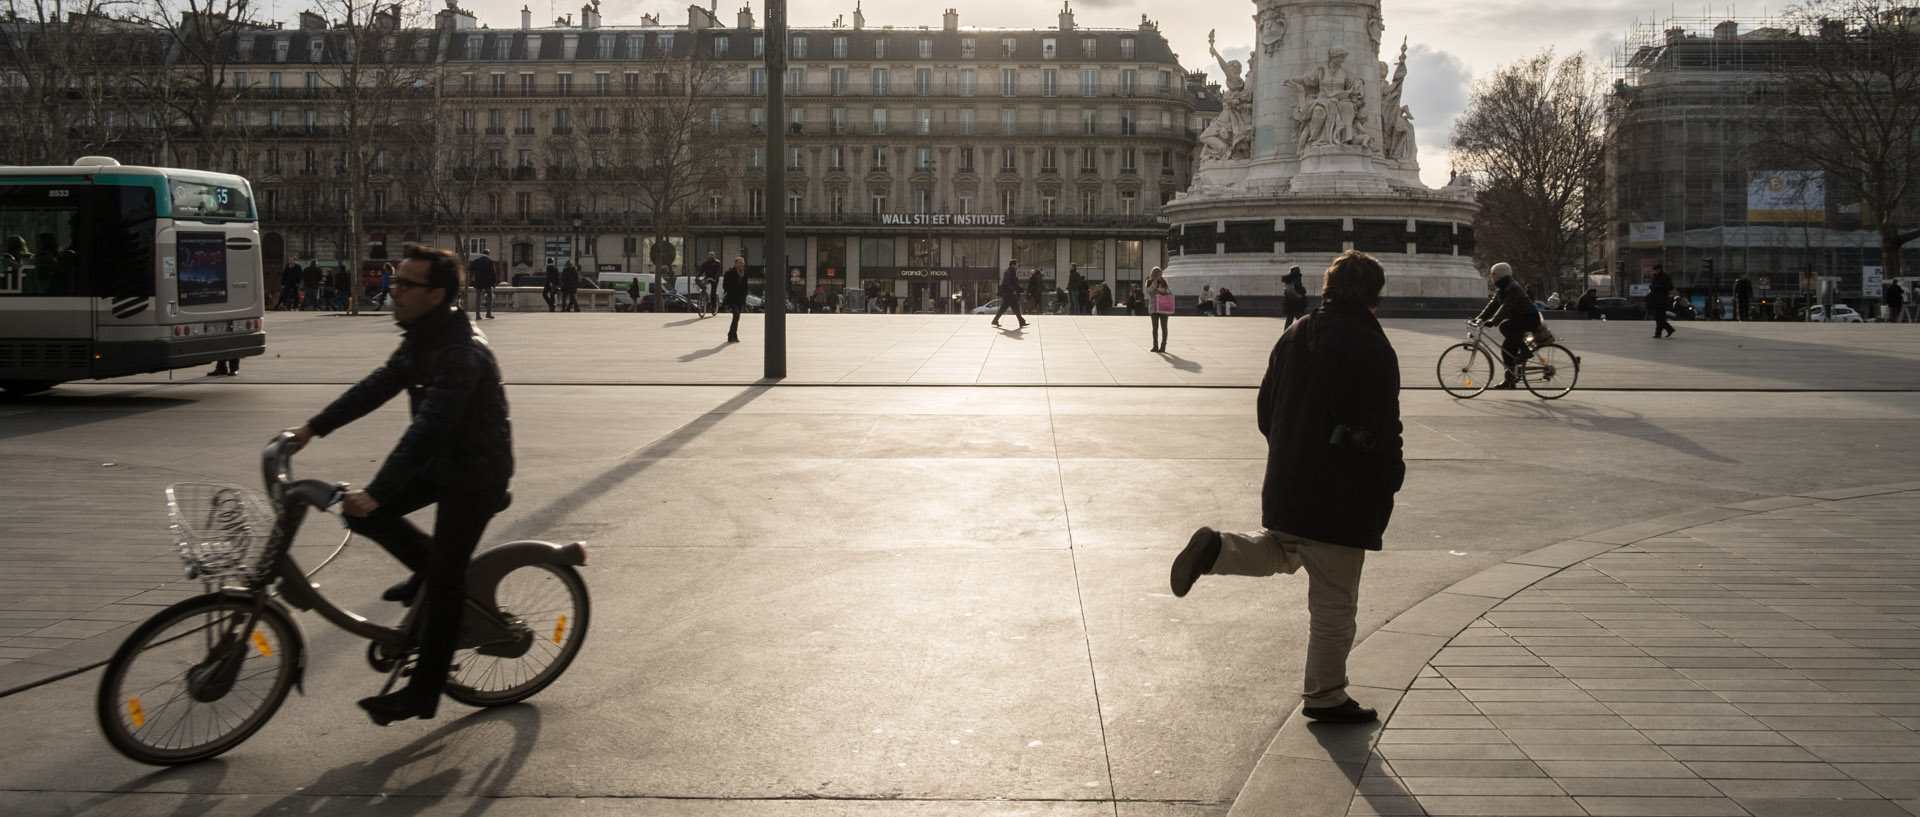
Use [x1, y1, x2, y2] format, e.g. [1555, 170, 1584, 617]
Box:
[1147, 267, 1175, 352]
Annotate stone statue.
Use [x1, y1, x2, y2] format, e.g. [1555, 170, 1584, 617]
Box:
[1197, 30, 1253, 165]
[1286, 48, 1368, 153]
[1259, 6, 1286, 56]
[1389, 106, 1416, 161]
[1380, 39, 1412, 160]
[1367, 8, 1384, 53]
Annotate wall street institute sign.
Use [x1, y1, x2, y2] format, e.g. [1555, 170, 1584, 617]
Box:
[878, 213, 1009, 227]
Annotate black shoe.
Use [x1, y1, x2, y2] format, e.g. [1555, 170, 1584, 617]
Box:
[1018, 322, 1029, 328]
[1664, 328, 1675, 337]
[1492, 379, 1517, 390]
[381, 575, 422, 606]
[1303, 699, 1378, 724]
[357, 688, 438, 727]
[1171, 527, 1222, 598]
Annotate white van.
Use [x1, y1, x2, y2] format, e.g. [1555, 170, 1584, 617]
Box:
[595, 272, 651, 310]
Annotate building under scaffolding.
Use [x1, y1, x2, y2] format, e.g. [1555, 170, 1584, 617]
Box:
[1609, 15, 1916, 318]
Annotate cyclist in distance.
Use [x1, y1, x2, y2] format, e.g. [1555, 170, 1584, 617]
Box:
[1473, 262, 1541, 390]
[283, 244, 514, 726]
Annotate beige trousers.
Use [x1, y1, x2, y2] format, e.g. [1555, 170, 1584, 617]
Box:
[1210, 529, 1367, 708]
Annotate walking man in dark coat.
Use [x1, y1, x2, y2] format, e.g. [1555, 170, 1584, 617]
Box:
[560, 260, 580, 312]
[1170, 250, 1404, 725]
[1733, 272, 1753, 322]
[302, 259, 323, 311]
[722, 256, 748, 342]
[542, 258, 559, 312]
[280, 260, 303, 310]
[1648, 264, 1675, 338]
[991, 260, 1028, 329]
[470, 249, 498, 318]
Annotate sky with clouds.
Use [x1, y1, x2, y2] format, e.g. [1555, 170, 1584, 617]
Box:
[313, 0, 1760, 188]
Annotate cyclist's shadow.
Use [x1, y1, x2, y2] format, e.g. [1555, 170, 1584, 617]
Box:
[256, 704, 545, 817]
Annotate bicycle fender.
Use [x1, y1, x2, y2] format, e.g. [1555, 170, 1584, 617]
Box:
[210, 590, 311, 697]
[467, 540, 587, 601]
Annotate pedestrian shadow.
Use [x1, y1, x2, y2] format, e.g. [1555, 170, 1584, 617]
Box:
[678, 343, 731, 362]
[495, 384, 773, 542]
[665, 316, 707, 328]
[1162, 352, 1203, 373]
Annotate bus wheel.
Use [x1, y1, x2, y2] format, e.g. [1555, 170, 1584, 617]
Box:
[0, 381, 58, 396]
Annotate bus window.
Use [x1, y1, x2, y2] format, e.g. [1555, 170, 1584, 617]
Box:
[170, 180, 253, 220]
[0, 187, 82, 298]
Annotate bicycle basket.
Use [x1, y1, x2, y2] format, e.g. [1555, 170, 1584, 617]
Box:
[165, 482, 279, 584]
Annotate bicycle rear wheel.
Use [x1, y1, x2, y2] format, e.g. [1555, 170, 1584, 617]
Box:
[1436, 343, 1495, 398]
[96, 594, 301, 765]
[1521, 344, 1580, 399]
[445, 563, 589, 707]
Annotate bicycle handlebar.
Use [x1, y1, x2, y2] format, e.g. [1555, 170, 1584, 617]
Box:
[262, 432, 346, 511]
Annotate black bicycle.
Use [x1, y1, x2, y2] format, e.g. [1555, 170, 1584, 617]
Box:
[95, 433, 591, 765]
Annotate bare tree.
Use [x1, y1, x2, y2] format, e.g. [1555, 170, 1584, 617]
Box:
[136, 0, 266, 172]
[401, 71, 485, 267]
[0, 0, 140, 165]
[1758, 1, 1920, 283]
[597, 57, 742, 308]
[1450, 50, 1610, 296]
[305, 0, 435, 313]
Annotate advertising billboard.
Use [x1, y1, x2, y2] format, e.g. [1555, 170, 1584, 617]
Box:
[1748, 171, 1825, 223]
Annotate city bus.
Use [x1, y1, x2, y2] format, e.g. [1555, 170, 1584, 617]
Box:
[0, 158, 264, 395]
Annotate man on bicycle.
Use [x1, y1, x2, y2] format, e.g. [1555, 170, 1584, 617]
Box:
[284, 244, 514, 727]
[1474, 262, 1540, 390]
[699, 251, 723, 314]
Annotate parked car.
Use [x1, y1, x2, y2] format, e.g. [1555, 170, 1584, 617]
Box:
[1798, 304, 1865, 323]
[971, 298, 1003, 315]
[1592, 297, 1646, 321]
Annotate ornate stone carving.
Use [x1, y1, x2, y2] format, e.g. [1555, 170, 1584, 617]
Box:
[1286, 48, 1368, 153]
[1367, 8, 1384, 53]
[1259, 5, 1286, 56]
[1196, 29, 1254, 167]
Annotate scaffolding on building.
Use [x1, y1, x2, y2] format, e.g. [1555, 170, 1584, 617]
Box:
[1608, 13, 1893, 316]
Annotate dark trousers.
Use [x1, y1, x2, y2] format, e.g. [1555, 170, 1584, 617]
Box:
[476, 287, 495, 316]
[1151, 313, 1169, 348]
[727, 304, 742, 340]
[1498, 316, 1539, 373]
[279, 284, 300, 310]
[543, 286, 556, 311]
[345, 479, 505, 698]
[1650, 297, 1673, 335]
[562, 289, 579, 312]
[1734, 296, 1749, 322]
[992, 293, 1025, 325]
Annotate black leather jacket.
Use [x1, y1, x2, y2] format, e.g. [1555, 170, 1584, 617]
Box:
[1475, 276, 1538, 326]
[307, 305, 513, 502]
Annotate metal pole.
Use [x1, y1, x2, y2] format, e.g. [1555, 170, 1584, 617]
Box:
[762, 0, 787, 379]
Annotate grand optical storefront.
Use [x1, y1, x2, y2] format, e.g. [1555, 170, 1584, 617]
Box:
[690, 213, 1168, 311]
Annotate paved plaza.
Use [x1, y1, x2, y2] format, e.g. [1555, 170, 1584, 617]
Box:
[1, 312, 1917, 817]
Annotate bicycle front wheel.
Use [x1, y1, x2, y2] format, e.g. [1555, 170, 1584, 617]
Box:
[1521, 344, 1580, 399]
[445, 563, 590, 707]
[96, 593, 301, 765]
[1437, 343, 1495, 398]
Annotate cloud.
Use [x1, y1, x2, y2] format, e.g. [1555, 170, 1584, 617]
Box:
[1399, 45, 1471, 185]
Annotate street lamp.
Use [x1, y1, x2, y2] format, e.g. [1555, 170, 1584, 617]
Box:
[571, 213, 583, 267]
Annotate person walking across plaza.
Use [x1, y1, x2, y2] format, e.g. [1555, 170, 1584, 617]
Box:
[1146, 266, 1173, 352]
[282, 244, 513, 727]
[302, 258, 323, 311]
[559, 260, 580, 312]
[1282, 266, 1308, 329]
[1027, 264, 1047, 312]
[699, 251, 723, 314]
[470, 249, 498, 318]
[1578, 287, 1600, 320]
[542, 258, 559, 312]
[1885, 280, 1905, 324]
[279, 259, 303, 311]
[991, 260, 1028, 329]
[1649, 263, 1675, 338]
[1068, 264, 1089, 315]
[1733, 272, 1753, 322]
[723, 255, 748, 342]
[1169, 250, 1403, 725]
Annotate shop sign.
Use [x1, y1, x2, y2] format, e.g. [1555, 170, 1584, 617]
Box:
[879, 213, 1008, 227]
